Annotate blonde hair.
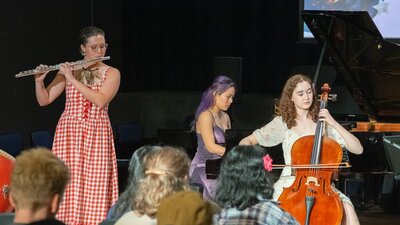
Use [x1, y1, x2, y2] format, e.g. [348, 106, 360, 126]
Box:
[134, 146, 191, 217]
[10, 148, 69, 212]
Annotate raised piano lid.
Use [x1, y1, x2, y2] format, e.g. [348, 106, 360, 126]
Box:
[301, 10, 400, 124]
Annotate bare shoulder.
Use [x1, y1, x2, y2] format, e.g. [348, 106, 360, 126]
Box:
[106, 66, 121, 77]
[198, 110, 213, 121]
[197, 111, 214, 132]
[102, 66, 120, 84]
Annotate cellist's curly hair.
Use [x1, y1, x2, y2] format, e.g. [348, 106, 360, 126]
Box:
[278, 74, 319, 129]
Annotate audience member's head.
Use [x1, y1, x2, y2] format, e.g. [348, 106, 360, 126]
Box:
[134, 146, 191, 218]
[215, 145, 274, 210]
[109, 145, 161, 219]
[10, 147, 69, 224]
[157, 190, 212, 225]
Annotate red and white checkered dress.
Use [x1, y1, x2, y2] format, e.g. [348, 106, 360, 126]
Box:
[53, 66, 118, 225]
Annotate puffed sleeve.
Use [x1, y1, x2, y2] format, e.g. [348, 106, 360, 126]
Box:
[253, 116, 286, 147]
[326, 125, 346, 147]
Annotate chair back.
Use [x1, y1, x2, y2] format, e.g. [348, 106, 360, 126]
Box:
[116, 123, 143, 144]
[115, 122, 144, 159]
[0, 213, 15, 225]
[0, 133, 23, 157]
[30, 130, 53, 149]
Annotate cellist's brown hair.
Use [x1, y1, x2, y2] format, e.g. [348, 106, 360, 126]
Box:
[278, 74, 319, 129]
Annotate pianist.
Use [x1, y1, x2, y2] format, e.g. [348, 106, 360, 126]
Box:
[189, 75, 236, 200]
[240, 74, 363, 225]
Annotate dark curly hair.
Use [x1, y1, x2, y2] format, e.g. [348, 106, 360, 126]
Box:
[215, 145, 274, 210]
[278, 74, 319, 128]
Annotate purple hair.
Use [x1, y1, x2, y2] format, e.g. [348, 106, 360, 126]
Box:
[191, 75, 236, 130]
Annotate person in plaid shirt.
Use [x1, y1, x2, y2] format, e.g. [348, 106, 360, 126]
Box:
[214, 145, 299, 225]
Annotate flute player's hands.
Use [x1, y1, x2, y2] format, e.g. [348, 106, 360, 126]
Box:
[34, 64, 50, 82]
[58, 62, 76, 82]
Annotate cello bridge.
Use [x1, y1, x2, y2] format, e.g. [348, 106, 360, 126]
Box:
[305, 176, 320, 186]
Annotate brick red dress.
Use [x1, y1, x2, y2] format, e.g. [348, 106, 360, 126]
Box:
[53, 66, 118, 225]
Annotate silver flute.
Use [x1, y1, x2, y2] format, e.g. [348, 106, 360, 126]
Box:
[15, 56, 110, 78]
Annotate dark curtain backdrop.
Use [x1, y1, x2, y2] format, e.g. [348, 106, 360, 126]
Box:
[120, 0, 320, 93]
[0, 0, 124, 135]
[1, 0, 320, 96]
[0, 0, 322, 145]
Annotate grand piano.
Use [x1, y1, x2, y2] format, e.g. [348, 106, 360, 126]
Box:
[301, 10, 400, 211]
[302, 10, 400, 124]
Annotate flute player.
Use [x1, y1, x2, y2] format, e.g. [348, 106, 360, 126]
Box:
[34, 26, 120, 225]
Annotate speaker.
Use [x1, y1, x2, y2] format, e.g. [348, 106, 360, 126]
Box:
[213, 57, 242, 103]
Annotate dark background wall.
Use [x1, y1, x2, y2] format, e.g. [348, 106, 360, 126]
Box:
[0, 0, 321, 146]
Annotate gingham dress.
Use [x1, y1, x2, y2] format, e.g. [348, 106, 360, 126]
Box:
[53, 66, 118, 225]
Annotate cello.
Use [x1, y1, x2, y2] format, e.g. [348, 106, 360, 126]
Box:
[278, 83, 343, 225]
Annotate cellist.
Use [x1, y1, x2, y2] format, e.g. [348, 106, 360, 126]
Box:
[240, 74, 363, 225]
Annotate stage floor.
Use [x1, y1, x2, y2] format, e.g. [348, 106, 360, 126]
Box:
[358, 204, 400, 225]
